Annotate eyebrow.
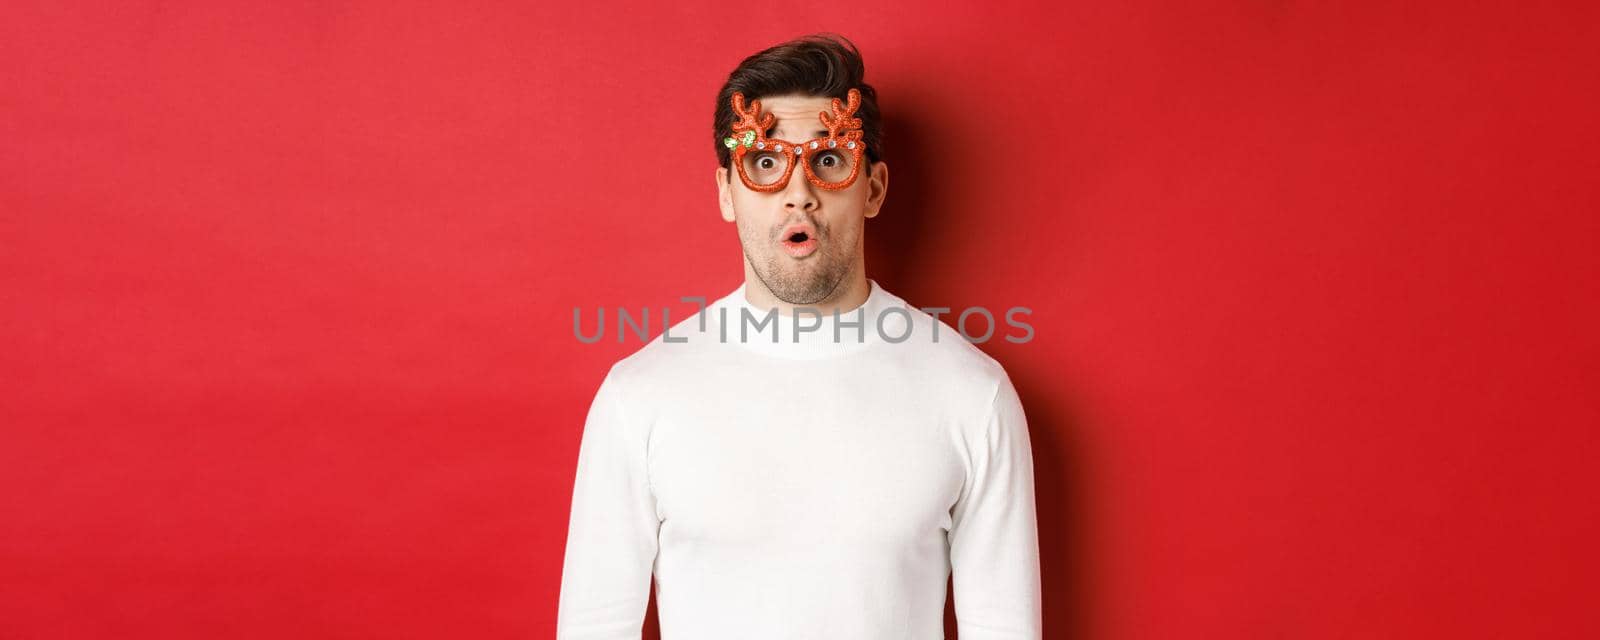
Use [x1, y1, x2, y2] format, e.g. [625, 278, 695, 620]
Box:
[772, 128, 830, 139]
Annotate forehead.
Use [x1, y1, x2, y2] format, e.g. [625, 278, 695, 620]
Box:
[756, 93, 835, 139]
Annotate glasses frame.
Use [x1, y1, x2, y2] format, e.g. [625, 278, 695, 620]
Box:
[724, 88, 868, 193]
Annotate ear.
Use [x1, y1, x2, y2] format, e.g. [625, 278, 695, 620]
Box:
[863, 160, 889, 219]
[715, 166, 736, 223]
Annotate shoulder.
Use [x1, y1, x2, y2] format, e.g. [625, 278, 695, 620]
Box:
[597, 304, 727, 398]
[874, 289, 1016, 415]
[883, 288, 1008, 373]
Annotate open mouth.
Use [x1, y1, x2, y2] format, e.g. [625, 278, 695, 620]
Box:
[779, 224, 819, 257]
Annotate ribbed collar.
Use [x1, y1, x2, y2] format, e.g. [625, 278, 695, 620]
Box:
[708, 278, 909, 360]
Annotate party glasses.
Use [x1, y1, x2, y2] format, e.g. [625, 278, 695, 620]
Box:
[723, 87, 867, 192]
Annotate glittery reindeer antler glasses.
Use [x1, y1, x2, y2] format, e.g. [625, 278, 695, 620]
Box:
[723, 87, 867, 192]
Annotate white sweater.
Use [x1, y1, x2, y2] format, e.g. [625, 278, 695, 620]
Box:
[556, 279, 1042, 639]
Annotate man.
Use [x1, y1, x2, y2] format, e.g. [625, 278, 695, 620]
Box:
[556, 34, 1042, 639]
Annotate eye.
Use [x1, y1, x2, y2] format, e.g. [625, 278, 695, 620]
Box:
[813, 151, 844, 168]
[742, 151, 788, 180]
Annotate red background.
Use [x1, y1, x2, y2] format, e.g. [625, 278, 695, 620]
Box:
[3, 1, 1597, 638]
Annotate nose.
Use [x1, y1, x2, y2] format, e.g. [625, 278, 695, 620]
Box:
[780, 166, 819, 212]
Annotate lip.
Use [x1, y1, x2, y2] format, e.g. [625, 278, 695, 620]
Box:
[779, 223, 819, 258]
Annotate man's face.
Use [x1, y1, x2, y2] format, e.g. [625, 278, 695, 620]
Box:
[716, 93, 888, 306]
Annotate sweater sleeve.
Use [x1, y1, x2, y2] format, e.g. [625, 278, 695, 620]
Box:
[948, 371, 1044, 639]
[556, 364, 660, 640]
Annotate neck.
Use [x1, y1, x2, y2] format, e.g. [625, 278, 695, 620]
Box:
[740, 256, 870, 318]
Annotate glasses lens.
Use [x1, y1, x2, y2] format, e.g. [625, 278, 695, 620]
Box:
[807, 144, 859, 186]
[739, 148, 791, 187]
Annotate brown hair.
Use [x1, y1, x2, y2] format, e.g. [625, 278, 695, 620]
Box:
[713, 34, 883, 170]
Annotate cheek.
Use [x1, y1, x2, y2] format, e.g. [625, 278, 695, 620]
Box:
[818, 205, 866, 239]
[729, 193, 776, 228]
[819, 183, 870, 211]
[729, 181, 780, 209]
[729, 201, 774, 242]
